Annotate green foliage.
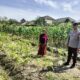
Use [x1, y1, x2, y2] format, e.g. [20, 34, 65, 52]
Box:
[0, 19, 80, 80]
[35, 17, 46, 26]
[0, 32, 80, 80]
[0, 67, 11, 80]
[0, 32, 32, 64]
[0, 21, 72, 47]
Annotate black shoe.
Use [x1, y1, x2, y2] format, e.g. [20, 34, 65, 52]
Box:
[70, 64, 75, 68]
[63, 62, 69, 66]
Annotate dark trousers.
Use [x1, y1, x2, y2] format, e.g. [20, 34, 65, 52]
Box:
[67, 47, 77, 65]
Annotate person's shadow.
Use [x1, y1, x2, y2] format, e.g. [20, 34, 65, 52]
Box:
[40, 65, 70, 73]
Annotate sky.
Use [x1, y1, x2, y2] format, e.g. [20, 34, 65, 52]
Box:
[0, 0, 80, 21]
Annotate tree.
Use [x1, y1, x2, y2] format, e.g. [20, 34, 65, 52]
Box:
[20, 18, 26, 23]
[8, 19, 19, 25]
[65, 18, 70, 23]
[35, 17, 46, 26]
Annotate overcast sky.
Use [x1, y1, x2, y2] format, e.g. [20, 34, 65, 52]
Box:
[0, 0, 80, 21]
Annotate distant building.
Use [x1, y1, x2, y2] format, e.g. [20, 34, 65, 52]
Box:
[27, 20, 35, 26]
[21, 20, 36, 26]
[0, 16, 8, 21]
[41, 16, 55, 25]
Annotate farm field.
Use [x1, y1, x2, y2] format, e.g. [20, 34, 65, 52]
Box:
[0, 0, 80, 80]
[0, 30, 80, 80]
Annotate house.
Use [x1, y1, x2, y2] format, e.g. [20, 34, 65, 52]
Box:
[27, 20, 35, 26]
[21, 20, 36, 26]
[41, 16, 55, 25]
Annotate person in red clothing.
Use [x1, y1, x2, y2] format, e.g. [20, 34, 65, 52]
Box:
[38, 30, 48, 56]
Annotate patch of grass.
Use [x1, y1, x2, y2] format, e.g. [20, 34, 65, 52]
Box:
[0, 66, 11, 80]
[0, 32, 33, 65]
[45, 72, 59, 80]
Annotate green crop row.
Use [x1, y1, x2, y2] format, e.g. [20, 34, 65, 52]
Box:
[0, 22, 72, 47]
